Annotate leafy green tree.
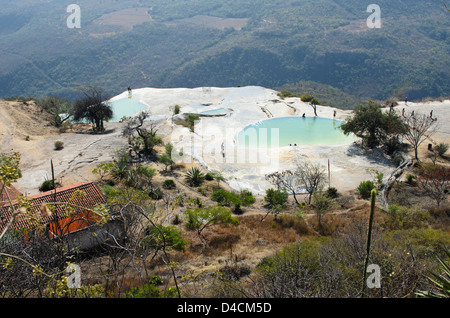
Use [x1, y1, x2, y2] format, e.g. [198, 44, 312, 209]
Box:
[92, 162, 115, 181]
[210, 170, 225, 188]
[158, 154, 173, 171]
[158, 143, 175, 171]
[264, 188, 288, 209]
[184, 206, 239, 243]
[341, 101, 406, 148]
[300, 94, 313, 102]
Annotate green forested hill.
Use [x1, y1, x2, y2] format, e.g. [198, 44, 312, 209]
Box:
[0, 0, 448, 108]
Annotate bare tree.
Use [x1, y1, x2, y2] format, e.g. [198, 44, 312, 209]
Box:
[122, 111, 163, 158]
[37, 96, 74, 128]
[265, 170, 301, 205]
[312, 190, 331, 234]
[296, 160, 327, 204]
[310, 97, 319, 116]
[417, 165, 450, 207]
[402, 113, 436, 161]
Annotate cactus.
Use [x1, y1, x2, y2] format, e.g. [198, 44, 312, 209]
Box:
[362, 189, 377, 297]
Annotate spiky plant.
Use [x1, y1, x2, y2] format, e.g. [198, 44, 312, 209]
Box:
[185, 168, 205, 187]
[416, 248, 450, 298]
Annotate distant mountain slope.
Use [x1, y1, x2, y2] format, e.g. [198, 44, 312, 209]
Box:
[0, 0, 448, 107]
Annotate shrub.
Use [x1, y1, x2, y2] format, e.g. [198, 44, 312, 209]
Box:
[126, 275, 178, 298]
[300, 94, 313, 103]
[239, 189, 256, 206]
[275, 214, 312, 236]
[39, 180, 55, 192]
[186, 114, 200, 131]
[264, 188, 288, 208]
[278, 90, 297, 98]
[325, 187, 339, 199]
[357, 180, 375, 198]
[172, 214, 182, 225]
[54, 141, 64, 150]
[211, 189, 235, 206]
[149, 187, 163, 200]
[406, 174, 416, 184]
[393, 153, 405, 166]
[211, 189, 255, 214]
[436, 143, 449, 156]
[162, 179, 176, 189]
[144, 225, 188, 252]
[218, 264, 251, 281]
[384, 204, 430, 230]
[205, 172, 214, 181]
[101, 184, 120, 199]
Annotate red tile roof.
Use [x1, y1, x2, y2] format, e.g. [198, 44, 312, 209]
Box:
[0, 182, 107, 236]
[0, 184, 21, 203]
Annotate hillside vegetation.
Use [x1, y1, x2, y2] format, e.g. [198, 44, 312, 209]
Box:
[0, 0, 449, 108]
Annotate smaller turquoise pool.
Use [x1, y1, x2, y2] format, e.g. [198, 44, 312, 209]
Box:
[200, 108, 231, 116]
[108, 98, 149, 122]
[237, 116, 356, 147]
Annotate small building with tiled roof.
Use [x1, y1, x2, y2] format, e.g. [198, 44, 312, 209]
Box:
[0, 181, 110, 242]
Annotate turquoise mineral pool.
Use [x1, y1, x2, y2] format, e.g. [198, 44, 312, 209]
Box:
[200, 108, 231, 116]
[237, 116, 356, 147]
[108, 97, 149, 122]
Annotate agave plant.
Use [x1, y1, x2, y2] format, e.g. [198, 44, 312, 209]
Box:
[185, 167, 205, 187]
[416, 248, 450, 298]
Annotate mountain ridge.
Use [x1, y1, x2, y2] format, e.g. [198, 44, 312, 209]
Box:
[0, 0, 448, 108]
